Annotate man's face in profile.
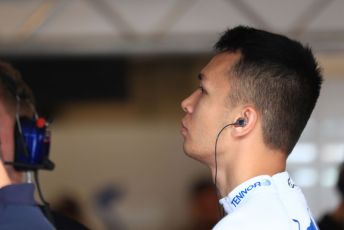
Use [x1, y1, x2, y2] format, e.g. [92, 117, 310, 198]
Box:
[180, 52, 241, 164]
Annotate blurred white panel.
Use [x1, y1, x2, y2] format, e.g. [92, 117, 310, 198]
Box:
[315, 80, 344, 119]
[243, 0, 315, 31]
[320, 167, 338, 187]
[103, 0, 178, 34]
[320, 119, 344, 139]
[288, 143, 317, 163]
[299, 118, 318, 141]
[0, 0, 43, 37]
[321, 144, 344, 162]
[38, 0, 117, 36]
[169, 0, 253, 34]
[308, 0, 344, 30]
[293, 168, 318, 187]
[0, 0, 344, 54]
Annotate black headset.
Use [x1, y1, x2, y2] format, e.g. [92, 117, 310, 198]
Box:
[0, 72, 54, 171]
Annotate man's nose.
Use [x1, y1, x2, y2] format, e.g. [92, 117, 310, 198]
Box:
[181, 97, 190, 113]
[181, 90, 198, 114]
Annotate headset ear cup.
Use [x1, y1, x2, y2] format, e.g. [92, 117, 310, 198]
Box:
[15, 122, 28, 157]
[14, 117, 53, 171]
[14, 121, 30, 171]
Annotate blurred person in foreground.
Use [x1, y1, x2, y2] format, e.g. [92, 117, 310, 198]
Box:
[318, 163, 344, 229]
[0, 60, 89, 230]
[0, 60, 54, 229]
[180, 26, 322, 229]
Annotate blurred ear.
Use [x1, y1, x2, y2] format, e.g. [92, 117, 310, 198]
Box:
[231, 106, 258, 137]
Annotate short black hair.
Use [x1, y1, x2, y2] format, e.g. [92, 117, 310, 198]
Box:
[0, 60, 34, 116]
[215, 26, 322, 154]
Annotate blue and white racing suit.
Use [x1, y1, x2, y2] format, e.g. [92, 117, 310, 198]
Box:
[214, 172, 318, 230]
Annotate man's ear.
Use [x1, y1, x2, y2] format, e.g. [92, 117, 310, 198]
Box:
[232, 106, 258, 137]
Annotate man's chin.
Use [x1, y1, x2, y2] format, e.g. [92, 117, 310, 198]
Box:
[183, 144, 209, 164]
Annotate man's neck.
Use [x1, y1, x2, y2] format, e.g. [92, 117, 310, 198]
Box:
[211, 146, 286, 198]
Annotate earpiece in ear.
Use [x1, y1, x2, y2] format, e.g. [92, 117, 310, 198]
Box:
[234, 118, 247, 127]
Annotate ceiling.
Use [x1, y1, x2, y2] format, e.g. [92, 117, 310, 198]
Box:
[0, 0, 343, 55]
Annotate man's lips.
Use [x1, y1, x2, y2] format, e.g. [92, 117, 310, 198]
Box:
[181, 122, 188, 136]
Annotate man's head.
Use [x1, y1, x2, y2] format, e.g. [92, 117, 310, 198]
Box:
[181, 26, 322, 163]
[0, 60, 34, 182]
